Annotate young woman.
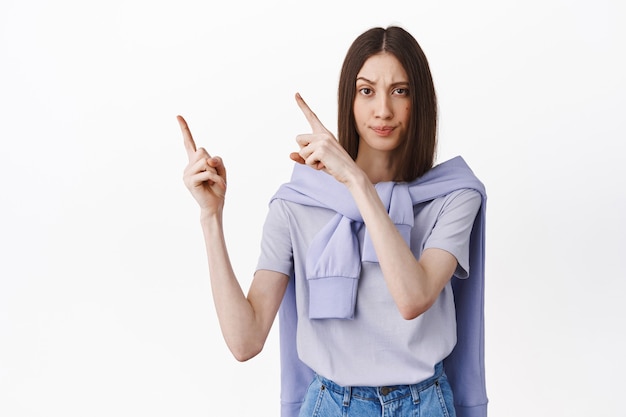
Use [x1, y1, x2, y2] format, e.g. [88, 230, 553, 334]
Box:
[179, 26, 488, 417]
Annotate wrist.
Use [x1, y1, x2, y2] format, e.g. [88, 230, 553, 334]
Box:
[344, 167, 372, 192]
[199, 208, 223, 224]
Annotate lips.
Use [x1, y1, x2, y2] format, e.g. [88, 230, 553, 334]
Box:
[371, 126, 395, 136]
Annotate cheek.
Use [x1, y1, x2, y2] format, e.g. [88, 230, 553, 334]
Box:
[354, 108, 367, 126]
[401, 106, 411, 124]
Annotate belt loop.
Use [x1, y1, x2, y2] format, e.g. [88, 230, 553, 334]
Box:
[410, 383, 420, 405]
[343, 386, 351, 407]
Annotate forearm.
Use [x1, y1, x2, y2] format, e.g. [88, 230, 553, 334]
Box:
[199, 211, 265, 361]
[346, 173, 439, 319]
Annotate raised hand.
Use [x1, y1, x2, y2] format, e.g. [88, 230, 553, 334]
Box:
[290, 93, 357, 184]
[178, 115, 227, 215]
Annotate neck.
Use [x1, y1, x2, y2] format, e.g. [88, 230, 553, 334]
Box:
[355, 151, 396, 183]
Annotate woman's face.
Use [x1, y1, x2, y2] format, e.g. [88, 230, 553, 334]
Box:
[353, 52, 411, 156]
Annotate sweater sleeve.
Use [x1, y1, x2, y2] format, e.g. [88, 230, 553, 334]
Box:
[278, 276, 315, 417]
[443, 192, 488, 417]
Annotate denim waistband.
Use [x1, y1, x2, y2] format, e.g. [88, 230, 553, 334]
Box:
[315, 361, 444, 404]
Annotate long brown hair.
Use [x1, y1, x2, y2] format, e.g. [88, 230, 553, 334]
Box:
[337, 26, 437, 181]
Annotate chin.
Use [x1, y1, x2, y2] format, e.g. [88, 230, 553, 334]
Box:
[369, 139, 403, 153]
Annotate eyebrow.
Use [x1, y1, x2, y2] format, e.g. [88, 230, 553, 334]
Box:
[356, 77, 409, 87]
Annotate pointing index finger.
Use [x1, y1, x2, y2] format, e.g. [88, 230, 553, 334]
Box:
[295, 93, 327, 133]
[177, 115, 197, 161]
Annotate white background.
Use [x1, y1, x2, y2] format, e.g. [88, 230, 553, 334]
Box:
[1, 0, 624, 416]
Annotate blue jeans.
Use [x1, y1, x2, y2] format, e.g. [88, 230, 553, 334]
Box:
[298, 362, 456, 417]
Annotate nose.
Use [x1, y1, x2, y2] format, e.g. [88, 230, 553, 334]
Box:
[374, 95, 393, 119]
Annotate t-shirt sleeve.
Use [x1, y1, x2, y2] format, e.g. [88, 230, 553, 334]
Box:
[424, 189, 482, 279]
[256, 199, 294, 277]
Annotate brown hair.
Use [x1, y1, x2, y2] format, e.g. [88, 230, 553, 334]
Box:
[337, 26, 437, 181]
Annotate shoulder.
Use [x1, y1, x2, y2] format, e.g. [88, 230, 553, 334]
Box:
[434, 189, 482, 226]
[269, 198, 336, 218]
[267, 199, 338, 233]
[441, 188, 482, 210]
[416, 188, 481, 217]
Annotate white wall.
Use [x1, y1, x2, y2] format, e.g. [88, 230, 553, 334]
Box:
[1, 0, 624, 416]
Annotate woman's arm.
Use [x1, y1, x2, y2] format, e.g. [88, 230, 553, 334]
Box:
[200, 212, 288, 361]
[346, 175, 458, 320]
[179, 116, 288, 361]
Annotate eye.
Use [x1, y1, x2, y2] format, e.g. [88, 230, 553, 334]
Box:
[359, 87, 373, 96]
[393, 88, 409, 96]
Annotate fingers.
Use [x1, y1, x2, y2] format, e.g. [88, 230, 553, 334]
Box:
[295, 93, 328, 133]
[208, 156, 227, 185]
[177, 115, 198, 161]
[289, 152, 306, 165]
[291, 139, 326, 171]
[185, 155, 225, 180]
[177, 115, 224, 183]
[184, 156, 227, 192]
[185, 155, 213, 176]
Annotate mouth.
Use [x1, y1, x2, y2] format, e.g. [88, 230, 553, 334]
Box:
[371, 126, 395, 136]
